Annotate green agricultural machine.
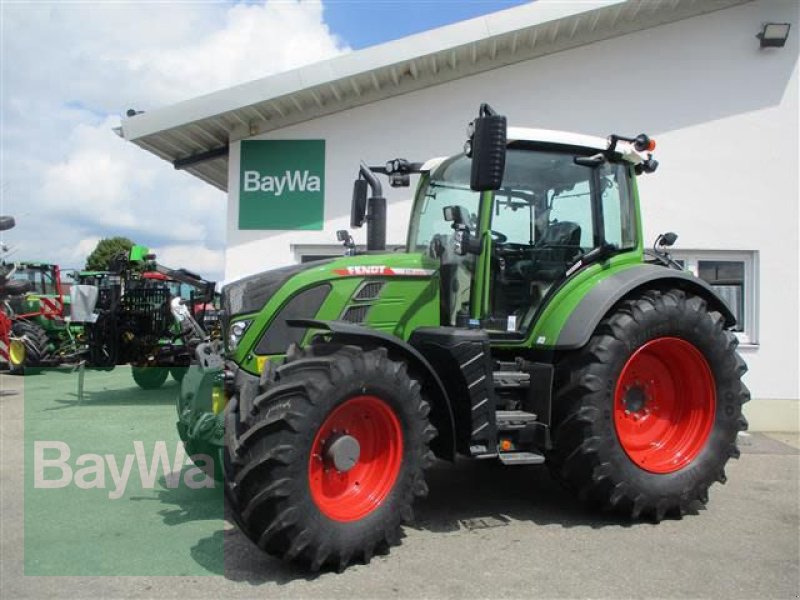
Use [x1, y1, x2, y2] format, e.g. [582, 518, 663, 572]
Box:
[179, 105, 748, 571]
[4, 261, 84, 372]
[85, 245, 217, 389]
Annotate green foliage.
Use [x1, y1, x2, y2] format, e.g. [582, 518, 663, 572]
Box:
[85, 237, 136, 271]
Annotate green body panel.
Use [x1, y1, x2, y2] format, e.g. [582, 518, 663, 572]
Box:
[232, 252, 441, 374]
[512, 254, 640, 348]
[472, 190, 494, 319]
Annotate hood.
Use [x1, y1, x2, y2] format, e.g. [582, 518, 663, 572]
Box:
[222, 259, 332, 319]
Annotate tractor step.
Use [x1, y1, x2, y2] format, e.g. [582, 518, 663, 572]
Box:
[496, 410, 538, 430]
[498, 451, 545, 466]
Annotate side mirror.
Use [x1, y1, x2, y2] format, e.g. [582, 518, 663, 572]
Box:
[467, 104, 507, 192]
[350, 179, 368, 228]
[657, 232, 678, 247]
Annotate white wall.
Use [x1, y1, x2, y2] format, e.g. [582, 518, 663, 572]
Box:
[226, 0, 799, 428]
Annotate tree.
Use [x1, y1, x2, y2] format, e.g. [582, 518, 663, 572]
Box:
[85, 237, 136, 271]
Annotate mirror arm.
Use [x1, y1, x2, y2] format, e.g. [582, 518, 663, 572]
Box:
[359, 162, 383, 198]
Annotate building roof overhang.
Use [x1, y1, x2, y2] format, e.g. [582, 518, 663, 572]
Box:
[119, 0, 748, 191]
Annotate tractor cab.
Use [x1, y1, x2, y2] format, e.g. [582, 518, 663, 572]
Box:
[406, 132, 646, 335]
[7, 262, 66, 320]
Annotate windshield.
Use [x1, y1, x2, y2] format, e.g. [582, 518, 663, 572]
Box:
[11, 266, 56, 295]
[407, 156, 481, 252]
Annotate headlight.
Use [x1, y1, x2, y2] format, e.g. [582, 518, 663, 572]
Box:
[228, 319, 251, 352]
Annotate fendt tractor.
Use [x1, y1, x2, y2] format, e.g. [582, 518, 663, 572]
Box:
[179, 105, 749, 571]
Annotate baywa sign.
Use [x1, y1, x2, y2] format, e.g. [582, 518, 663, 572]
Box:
[239, 139, 325, 230]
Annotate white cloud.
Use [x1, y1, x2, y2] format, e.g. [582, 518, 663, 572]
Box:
[0, 0, 348, 282]
[154, 243, 225, 282]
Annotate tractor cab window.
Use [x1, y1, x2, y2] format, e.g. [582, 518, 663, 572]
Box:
[488, 149, 635, 333]
[408, 155, 481, 326]
[11, 266, 56, 296]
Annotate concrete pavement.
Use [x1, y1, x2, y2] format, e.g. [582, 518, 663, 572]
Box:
[1, 371, 798, 598]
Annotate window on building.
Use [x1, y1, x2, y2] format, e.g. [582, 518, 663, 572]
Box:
[670, 250, 758, 345]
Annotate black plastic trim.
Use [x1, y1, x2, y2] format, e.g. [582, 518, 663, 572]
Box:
[255, 284, 331, 355]
[556, 263, 737, 349]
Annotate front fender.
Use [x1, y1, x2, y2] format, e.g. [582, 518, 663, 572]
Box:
[288, 319, 457, 461]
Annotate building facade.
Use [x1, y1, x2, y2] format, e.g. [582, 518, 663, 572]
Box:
[122, 0, 799, 430]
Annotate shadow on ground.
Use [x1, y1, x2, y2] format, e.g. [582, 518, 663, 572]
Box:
[36, 370, 182, 410]
[217, 458, 661, 586]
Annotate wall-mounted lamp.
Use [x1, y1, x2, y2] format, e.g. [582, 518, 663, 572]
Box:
[757, 23, 791, 48]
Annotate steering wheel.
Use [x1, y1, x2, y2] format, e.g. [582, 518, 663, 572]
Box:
[490, 230, 508, 244]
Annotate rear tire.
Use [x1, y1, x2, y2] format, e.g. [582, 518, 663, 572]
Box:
[224, 344, 436, 571]
[9, 321, 50, 375]
[548, 288, 749, 521]
[131, 366, 169, 389]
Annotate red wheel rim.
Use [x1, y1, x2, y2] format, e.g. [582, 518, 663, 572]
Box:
[308, 395, 403, 522]
[614, 337, 716, 474]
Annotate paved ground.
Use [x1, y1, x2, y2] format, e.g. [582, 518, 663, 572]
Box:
[1, 370, 798, 599]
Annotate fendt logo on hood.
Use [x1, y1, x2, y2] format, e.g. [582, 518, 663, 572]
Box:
[242, 170, 321, 196]
[239, 139, 325, 231]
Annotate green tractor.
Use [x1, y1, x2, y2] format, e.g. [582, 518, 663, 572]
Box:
[4, 261, 83, 373]
[179, 105, 748, 571]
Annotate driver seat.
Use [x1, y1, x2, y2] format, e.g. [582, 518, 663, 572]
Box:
[538, 221, 582, 250]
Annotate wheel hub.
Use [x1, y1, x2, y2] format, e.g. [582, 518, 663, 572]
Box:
[623, 385, 647, 413]
[324, 433, 361, 473]
[308, 395, 404, 522]
[613, 337, 716, 474]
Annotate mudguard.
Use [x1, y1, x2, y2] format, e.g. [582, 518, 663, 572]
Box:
[555, 263, 737, 349]
[288, 319, 457, 460]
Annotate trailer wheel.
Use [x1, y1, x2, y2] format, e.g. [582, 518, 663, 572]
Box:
[131, 366, 169, 389]
[224, 344, 436, 571]
[9, 321, 50, 374]
[549, 288, 749, 521]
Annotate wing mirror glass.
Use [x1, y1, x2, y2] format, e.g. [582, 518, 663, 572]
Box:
[350, 179, 368, 228]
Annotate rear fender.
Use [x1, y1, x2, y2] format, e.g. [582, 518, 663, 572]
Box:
[555, 264, 737, 349]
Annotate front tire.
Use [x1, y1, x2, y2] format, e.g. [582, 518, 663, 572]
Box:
[9, 321, 50, 374]
[549, 288, 749, 521]
[224, 344, 436, 571]
[131, 366, 169, 389]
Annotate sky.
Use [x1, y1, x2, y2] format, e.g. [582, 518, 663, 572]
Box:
[0, 0, 528, 283]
